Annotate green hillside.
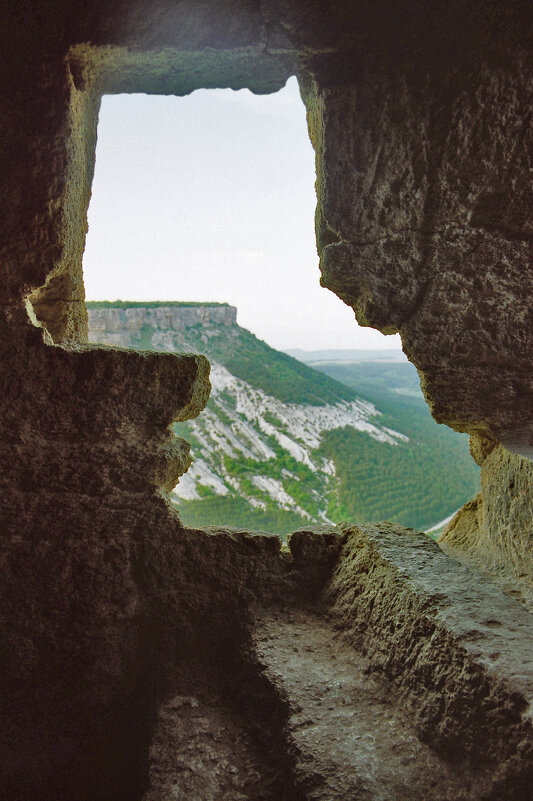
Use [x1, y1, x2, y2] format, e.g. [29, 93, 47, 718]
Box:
[312, 360, 480, 530]
[175, 496, 311, 538]
[176, 323, 358, 406]
[175, 350, 480, 533]
[87, 303, 480, 534]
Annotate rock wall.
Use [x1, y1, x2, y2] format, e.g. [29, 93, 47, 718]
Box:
[301, 5, 533, 456]
[325, 523, 533, 800]
[0, 1, 531, 798]
[88, 304, 237, 348]
[0, 326, 210, 799]
[440, 444, 533, 611]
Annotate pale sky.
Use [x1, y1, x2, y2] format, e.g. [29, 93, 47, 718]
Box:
[83, 77, 402, 351]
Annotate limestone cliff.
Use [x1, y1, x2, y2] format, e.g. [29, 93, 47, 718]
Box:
[87, 302, 237, 349]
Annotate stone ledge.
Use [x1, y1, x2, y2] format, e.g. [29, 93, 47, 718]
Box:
[326, 523, 533, 798]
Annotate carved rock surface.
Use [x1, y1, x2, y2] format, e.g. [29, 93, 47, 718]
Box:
[327, 523, 533, 799]
[303, 7, 533, 452]
[251, 610, 481, 801]
[441, 445, 533, 611]
[140, 524, 533, 801]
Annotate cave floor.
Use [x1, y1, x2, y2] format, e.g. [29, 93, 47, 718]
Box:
[143, 608, 485, 801]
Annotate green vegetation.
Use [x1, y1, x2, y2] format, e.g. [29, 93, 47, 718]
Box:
[319, 426, 477, 530]
[181, 323, 357, 406]
[313, 361, 422, 403]
[222, 445, 323, 519]
[176, 350, 479, 532]
[262, 411, 286, 429]
[174, 495, 308, 539]
[196, 483, 217, 498]
[218, 389, 237, 410]
[313, 360, 480, 530]
[94, 302, 480, 533]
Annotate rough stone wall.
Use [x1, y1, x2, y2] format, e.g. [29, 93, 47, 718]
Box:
[440, 444, 533, 610]
[302, 6, 533, 454]
[0, 1, 531, 798]
[0, 321, 210, 798]
[297, 0, 532, 584]
[325, 523, 533, 800]
[88, 304, 238, 348]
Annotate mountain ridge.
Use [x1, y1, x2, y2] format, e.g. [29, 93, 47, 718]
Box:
[87, 303, 480, 535]
[88, 302, 359, 407]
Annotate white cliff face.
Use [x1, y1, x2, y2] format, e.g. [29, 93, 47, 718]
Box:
[171, 362, 408, 521]
[209, 364, 404, 457]
[88, 304, 237, 348]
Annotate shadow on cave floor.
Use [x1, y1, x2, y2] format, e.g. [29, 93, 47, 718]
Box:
[142, 607, 485, 801]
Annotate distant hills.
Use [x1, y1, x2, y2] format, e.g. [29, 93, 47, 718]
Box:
[296, 352, 478, 532]
[87, 302, 480, 536]
[286, 348, 407, 364]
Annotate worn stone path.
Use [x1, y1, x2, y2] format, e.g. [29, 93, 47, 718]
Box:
[142, 681, 276, 801]
[143, 607, 488, 801]
[252, 609, 485, 801]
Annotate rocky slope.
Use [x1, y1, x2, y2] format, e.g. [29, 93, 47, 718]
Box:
[87, 302, 479, 534]
[174, 361, 405, 521]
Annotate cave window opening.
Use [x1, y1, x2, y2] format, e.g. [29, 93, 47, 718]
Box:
[83, 78, 479, 539]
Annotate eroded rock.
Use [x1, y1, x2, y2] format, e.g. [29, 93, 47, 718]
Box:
[441, 445, 533, 611]
[326, 523, 533, 799]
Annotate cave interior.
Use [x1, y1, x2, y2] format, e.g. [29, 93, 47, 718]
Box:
[1, 1, 532, 799]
